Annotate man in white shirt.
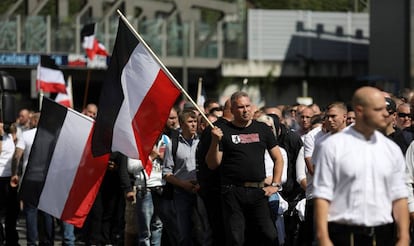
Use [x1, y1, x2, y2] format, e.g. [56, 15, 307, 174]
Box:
[313, 86, 409, 245]
[303, 102, 347, 245]
[0, 122, 18, 245]
[12, 113, 58, 246]
[405, 141, 414, 222]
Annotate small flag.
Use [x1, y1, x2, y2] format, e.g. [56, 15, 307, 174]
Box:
[55, 93, 71, 108]
[55, 76, 74, 108]
[36, 55, 67, 93]
[81, 23, 109, 60]
[92, 17, 181, 174]
[19, 98, 109, 227]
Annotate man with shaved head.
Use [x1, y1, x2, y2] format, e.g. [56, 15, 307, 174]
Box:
[313, 87, 409, 245]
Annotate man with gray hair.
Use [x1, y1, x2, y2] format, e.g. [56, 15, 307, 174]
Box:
[206, 91, 284, 245]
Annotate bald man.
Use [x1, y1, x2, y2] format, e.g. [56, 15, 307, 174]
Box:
[313, 87, 409, 246]
[82, 103, 98, 119]
[264, 106, 284, 124]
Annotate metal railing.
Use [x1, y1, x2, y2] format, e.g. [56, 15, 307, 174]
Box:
[0, 14, 245, 61]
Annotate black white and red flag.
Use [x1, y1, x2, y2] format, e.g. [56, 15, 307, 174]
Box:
[36, 55, 67, 93]
[91, 17, 181, 175]
[19, 98, 109, 227]
[81, 23, 109, 60]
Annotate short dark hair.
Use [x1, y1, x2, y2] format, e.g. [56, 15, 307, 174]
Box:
[179, 108, 197, 124]
[203, 98, 219, 110]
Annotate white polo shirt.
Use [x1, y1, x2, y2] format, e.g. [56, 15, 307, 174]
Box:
[313, 126, 407, 226]
[0, 134, 16, 177]
[15, 128, 36, 175]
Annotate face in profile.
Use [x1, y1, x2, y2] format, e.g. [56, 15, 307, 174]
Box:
[361, 96, 388, 130]
[166, 108, 178, 130]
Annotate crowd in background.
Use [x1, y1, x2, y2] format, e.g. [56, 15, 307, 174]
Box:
[2, 85, 414, 245]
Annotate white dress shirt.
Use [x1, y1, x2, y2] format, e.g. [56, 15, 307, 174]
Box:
[405, 141, 414, 212]
[0, 134, 16, 177]
[313, 126, 407, 226]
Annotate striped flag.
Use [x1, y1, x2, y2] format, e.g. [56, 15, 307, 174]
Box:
[81, 23, 109, 60]
[92, 17, 180, 174]
[55, 93, 71, 108]
[55, 76, 73, 108]
[36, 55, 67, 93]
[19, 98, 109, 227]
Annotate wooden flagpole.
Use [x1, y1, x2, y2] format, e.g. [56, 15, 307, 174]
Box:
[116, 10, 214, 128]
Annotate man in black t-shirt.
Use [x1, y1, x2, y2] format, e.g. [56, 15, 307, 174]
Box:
[206, 91, 284, 246]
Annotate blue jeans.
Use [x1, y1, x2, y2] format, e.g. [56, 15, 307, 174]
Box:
[173, 189, 196, 246]
[136, 189, 163, 246]
[61, 221, 75, 246]
[24, 204, 54, 246]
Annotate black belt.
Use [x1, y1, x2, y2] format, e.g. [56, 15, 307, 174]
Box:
[223, 181, 265, 188]
[243, 181, 265, 188]
[328, 222, 394, 236]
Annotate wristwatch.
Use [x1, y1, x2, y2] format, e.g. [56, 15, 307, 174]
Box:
[271, 182, 282, 189]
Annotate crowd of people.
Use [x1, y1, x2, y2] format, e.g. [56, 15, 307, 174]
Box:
[2, 85, 414, 245]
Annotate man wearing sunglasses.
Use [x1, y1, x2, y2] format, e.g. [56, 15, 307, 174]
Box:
[391, 102, 414, 154]
[396, 103, 412, 130]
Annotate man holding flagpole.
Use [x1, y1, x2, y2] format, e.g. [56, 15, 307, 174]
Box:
[206, 91, 283, 246]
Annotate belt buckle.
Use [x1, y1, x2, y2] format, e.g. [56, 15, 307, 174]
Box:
[360, 226, 375, 236]
[243, 181, 264, 188]
[368, 227, 375, 237]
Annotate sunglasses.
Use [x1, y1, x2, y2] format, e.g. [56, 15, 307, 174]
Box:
[397, 112, 412, 118]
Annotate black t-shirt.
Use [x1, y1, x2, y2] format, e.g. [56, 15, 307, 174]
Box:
[196, 117, 228, 189]
[219, 120, 278, 185]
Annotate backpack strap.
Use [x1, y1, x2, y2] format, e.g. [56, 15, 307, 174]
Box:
[170, 129, 179, 165]
[169, 129, 180, 173]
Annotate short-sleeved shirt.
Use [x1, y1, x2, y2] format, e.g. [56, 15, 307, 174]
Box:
[313, 127, 407, 226]
[219, 120, 278, 185]
[16, 128, 36, 175]
[265, 147, 288, 183]
[303, 126, 323, 158]
[0, 134, 16, 177]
